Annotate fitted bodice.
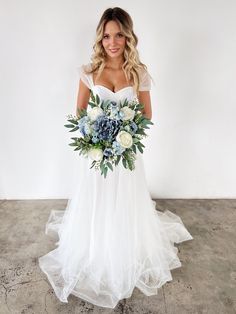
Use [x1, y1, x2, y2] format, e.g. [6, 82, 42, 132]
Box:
[77, 62, 152, 104]
[84, 62, 137, 102]
[91, 85, 137, 103]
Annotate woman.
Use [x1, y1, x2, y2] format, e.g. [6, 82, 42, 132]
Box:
[38, 7, 193, 309]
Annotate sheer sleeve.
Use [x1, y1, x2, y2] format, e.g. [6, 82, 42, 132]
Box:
[77, 64, 92, 89]
[139, 68, 151, 91]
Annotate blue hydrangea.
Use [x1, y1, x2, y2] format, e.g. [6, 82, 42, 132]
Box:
[103, 147, 114, 157]
[78, 116, 90, 136]
[110, 101, 118, 108]
[78, 116, 89, 126]
[107, 101, 123, 120]
[93, 115, 121, 142]
[111, 107, 119, 115]
[110, 110, 125, 121]
[117, 111, 125, 120]
[92, 135, 99, 143]
[124, 125, 131, 132]
[112, 141, 125, 155]
[123, 121, 138, 134]
[130, 121, 138, 134]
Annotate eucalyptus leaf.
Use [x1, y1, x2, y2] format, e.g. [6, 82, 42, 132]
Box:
[107, 162, 113, 171]
[122, 158, 128, 169]
[137, 145, 143, 153]
[69, 126, 80, 132]
[69, 143, 78, 146]
[96, 94, 100, 104]
[67, 119, 78, 125]
[137, 129, 146, 135]
[115, 155, 121, 166]
[64, 124, 75, 128]
[127, 158, 133, 170]
[90, 161, 96, 169]
[90, 89, 96, 102]
[104, 166, 108, 178]
[88, 101, 96, 108]
[132, 144, 136, 153]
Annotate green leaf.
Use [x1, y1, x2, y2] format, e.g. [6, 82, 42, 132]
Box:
[122, 158, 128, 169]
[121, 99, 128, 108]
[115, 155, 121, 165]
[104, 166, 108, 178]
[90, 89, 96, 102]
[69, 126, 80, 132]
[133, 138, 140, 144]
[88, 101, 96, 108]
[132, 144, 136, 153]
[77, 108, 87, 117]
[139, 142, 145, 148]
[67, 119, 78, 125]
[107, 162, 113, 171]
[137, 144, 143, 153]
[145, 119, 154, 125]
[127, 158, 133, 170]
[90, 161, 96, 169]
[69, 142, 78, 146]
[100, 160, 105, 174]
[135, 104, 144, 110]
[64, 124, 75, 128]
[135, 129, 146, 135]
[95, 94, 100, 104]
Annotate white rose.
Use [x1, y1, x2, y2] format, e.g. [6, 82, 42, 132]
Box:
[116, 131, 133, 148]
[88, 148, 103, 161]
[120, 106, 135, 121]
[88, 107, 104, 121]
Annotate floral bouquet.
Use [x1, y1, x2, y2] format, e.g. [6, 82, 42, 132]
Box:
[64, 90, 154, 178]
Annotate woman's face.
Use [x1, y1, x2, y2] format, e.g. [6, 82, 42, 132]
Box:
[102, 20, 126, 59]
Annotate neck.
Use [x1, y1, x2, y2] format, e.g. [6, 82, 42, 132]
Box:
[105, 56, 124, 70]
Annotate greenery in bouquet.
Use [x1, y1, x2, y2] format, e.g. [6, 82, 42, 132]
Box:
[64, 90, 154, 178]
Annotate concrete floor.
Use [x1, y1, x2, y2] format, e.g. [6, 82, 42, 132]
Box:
[0, 199, 235, 314]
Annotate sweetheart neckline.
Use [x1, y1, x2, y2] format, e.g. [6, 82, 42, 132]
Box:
[93, 85, 134, 94]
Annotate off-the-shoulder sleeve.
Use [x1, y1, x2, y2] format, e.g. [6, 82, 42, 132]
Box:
[77, 64, 92, 89]
[139, 68, 151, 91]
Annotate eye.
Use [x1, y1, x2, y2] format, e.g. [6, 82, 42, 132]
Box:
[103, 35, 109, 39]
[117, 33, 123, 37]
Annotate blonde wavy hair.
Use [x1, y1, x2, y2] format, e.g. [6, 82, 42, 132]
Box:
[84, 7, 150, 95]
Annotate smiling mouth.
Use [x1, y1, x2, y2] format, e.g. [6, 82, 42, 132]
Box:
[109, 49, 119, 52]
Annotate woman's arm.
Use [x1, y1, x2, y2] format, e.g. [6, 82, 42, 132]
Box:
[76, 79, 90, 118]
[138, 91, 152, 120]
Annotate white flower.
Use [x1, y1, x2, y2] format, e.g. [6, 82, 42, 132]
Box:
[116, 131, 133, 148]
[88, 107, 104, 121]
[120, 106, 135, 121]
[88, 148, 103, 161]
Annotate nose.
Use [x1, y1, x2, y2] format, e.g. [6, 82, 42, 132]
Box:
[109, 36, 116, 45]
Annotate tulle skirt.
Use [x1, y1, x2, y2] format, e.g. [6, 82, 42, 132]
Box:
[38, 151, 193, 308]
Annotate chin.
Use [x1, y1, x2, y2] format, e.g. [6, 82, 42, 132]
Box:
[107, 51, 124, 58]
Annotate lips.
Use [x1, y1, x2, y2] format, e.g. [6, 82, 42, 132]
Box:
[110, 49, 119, 53]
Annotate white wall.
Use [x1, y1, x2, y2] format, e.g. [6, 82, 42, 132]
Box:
[0, 0, 235, 199]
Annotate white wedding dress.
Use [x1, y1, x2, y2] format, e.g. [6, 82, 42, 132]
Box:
[38, 63, 193, 309]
